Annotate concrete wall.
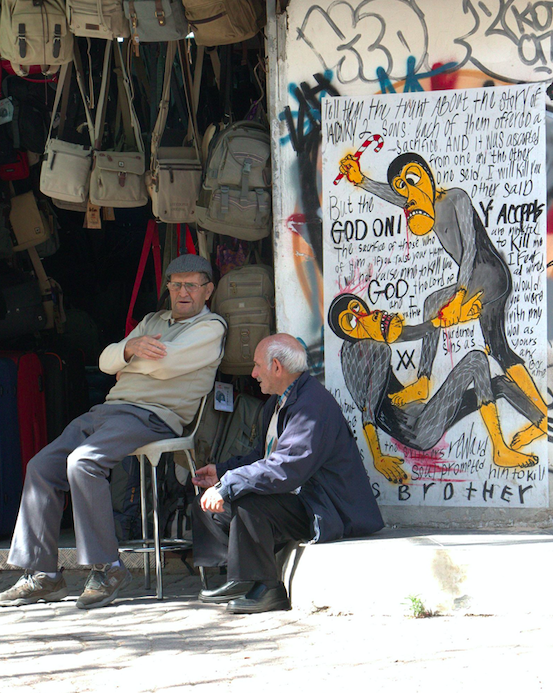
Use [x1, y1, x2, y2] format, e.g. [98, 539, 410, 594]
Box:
[267, 0, 553, 527]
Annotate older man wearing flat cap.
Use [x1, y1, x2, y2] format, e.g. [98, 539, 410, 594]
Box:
[1, 254, 226, 611]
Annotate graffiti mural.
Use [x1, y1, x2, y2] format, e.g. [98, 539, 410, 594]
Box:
[321, 84, 547, 507]
[275, 0, 553, 414]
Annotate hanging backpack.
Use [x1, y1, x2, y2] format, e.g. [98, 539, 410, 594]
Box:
[0, 0, 74, 76]
[182, 0, 265, 46]
[124, 0, 188, 46]
[149, 41, 203, 223]
[66, 0, 130, 39]
[195, 120, 272, 240]
[211, 263, 274, 375]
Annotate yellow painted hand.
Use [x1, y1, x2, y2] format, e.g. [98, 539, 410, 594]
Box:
[459, 291, 483, 323]
[339, 155, 363, 184]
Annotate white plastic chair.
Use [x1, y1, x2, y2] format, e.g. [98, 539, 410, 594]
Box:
[127, 395, 208, 599]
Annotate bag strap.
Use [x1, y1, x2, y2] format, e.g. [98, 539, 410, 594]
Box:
[150, 41, 177, 166]
[94, 40, 113, 149]
[177, 40, 202, 162]
[73, 44, 95, 144]
[113, 39, 144, 153]
[125, 220, 162, 336]
[46, 62, 71, 142]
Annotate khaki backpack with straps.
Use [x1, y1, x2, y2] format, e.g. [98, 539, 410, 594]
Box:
[0, 0, 74, 76]
[195, 120, 272, 240]
[211, 263, 275, 375]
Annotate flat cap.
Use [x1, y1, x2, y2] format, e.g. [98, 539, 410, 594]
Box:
[165, 254, 213, 281]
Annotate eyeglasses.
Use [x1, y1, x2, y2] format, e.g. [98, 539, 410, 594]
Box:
[167, 281, 211, 293]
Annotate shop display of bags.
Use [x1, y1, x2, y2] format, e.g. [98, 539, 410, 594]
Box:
[90, 40, 149, 208]
[149, 41, 202, 223]
[195, 120, 272, 240]
[0, 0, 74, 76]
[211, 263, 274, 375]
[66, 0, 130, 39]
[182, 0, 266, 46]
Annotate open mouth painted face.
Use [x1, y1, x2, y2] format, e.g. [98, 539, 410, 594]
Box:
[338, 299, 404, 343]
[392, 163, 435, 236]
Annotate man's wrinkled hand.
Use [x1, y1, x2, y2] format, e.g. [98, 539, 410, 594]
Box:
[200, 486, 224, 513]
[124, 333, 167, 362]
[192, 464, 219, 489]
[339, 155, 364, 184]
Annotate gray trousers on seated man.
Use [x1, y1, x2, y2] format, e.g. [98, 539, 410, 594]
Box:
[9, 403, 176, 573]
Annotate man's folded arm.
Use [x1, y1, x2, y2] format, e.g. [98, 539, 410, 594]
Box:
[100, 320, 225, 380]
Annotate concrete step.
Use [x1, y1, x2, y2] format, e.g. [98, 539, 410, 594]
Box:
[2, 527, 553, 616]
[286, 527, 553, 617]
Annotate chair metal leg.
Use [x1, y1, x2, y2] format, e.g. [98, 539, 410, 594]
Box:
[151, 464, 163, 600]
[184, 450, 208, 590]
[139, 455, 150, 590]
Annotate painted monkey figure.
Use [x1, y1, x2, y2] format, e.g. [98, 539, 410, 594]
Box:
[327, 294, 541, 484]
[339, 152, 547, 450]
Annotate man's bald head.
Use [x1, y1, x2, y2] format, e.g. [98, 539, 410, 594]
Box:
[252, 334, 309, 395]
[258, 334, 309, 374]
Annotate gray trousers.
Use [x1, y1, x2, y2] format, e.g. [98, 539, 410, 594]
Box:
[8, 403, 175, 573]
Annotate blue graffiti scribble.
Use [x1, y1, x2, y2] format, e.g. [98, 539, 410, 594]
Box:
[279, 70, 334, 145]
[377, 56, 458, 94]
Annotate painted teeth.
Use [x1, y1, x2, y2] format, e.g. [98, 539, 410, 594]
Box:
[407, 210, 431, 219]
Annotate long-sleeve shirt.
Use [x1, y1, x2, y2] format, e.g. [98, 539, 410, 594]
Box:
[99, 307, 226, 434]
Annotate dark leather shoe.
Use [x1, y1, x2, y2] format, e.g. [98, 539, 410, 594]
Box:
[199, 580, 254, 604]
[227, 582, 291, 614]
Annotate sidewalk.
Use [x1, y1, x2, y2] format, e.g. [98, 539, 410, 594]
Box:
[2, 532, 553, 693]
[1, 565, 553, 693]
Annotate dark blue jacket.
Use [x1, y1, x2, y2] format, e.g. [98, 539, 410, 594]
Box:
[215, 372, 384, 543]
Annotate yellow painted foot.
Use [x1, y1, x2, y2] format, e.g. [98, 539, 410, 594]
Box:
[373, 456, 410, 484]
[388, 377, 429, 408]
[493, 446, 538, 469]
[511, 421, 546, 451]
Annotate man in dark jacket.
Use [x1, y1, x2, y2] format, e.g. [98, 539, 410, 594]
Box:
[191, 333, 383, 614]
